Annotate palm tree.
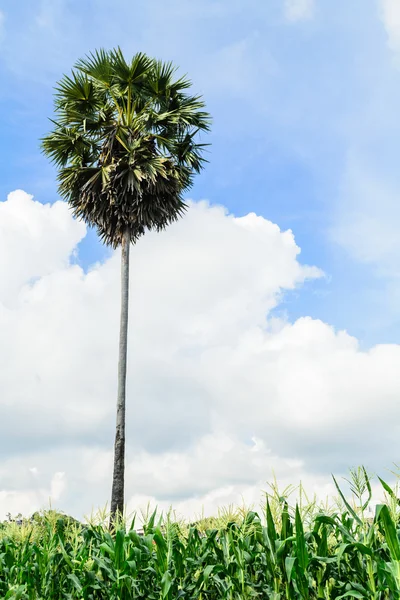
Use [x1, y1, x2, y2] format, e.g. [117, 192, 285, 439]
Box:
[41, 49, 210, 521]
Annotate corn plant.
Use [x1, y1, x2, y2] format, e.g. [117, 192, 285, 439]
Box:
[1, 468, 400, 599]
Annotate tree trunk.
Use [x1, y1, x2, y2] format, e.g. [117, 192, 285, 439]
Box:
[110, 229, 130, 523]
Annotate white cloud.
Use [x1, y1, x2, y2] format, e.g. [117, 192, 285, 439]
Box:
[0, 472, 66, 518]
[284, 0, 315, 22]
[380, 0, 400, 55]
[0, 190, 399, 521]
[0, 191, 85, 306]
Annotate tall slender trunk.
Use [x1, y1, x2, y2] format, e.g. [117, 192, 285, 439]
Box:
[110, 229, 130, 523]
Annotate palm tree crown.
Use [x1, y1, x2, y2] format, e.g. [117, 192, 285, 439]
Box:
[41, 49, 210, 247]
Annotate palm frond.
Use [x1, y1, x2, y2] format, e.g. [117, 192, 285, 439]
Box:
[75, 48, 113, 86]
[42, 48, 211, 248]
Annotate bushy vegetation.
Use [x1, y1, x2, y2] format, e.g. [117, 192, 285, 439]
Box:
[1, 468, 400, 599]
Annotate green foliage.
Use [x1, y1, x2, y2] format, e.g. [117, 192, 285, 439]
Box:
[1, 470, 400, 598]
[41, 48, 211, 247]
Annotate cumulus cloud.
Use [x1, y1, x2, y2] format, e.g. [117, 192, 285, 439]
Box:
[0, 190, 398, 521]
[284, 0, 315, 22]
[0, 191, 85, 305]
[0, 471, 66, 519]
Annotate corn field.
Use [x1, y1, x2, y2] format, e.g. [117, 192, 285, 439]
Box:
[1, 468, 400, 599]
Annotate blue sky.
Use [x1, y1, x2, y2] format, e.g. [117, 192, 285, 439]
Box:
[2, 0, 399, 349]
